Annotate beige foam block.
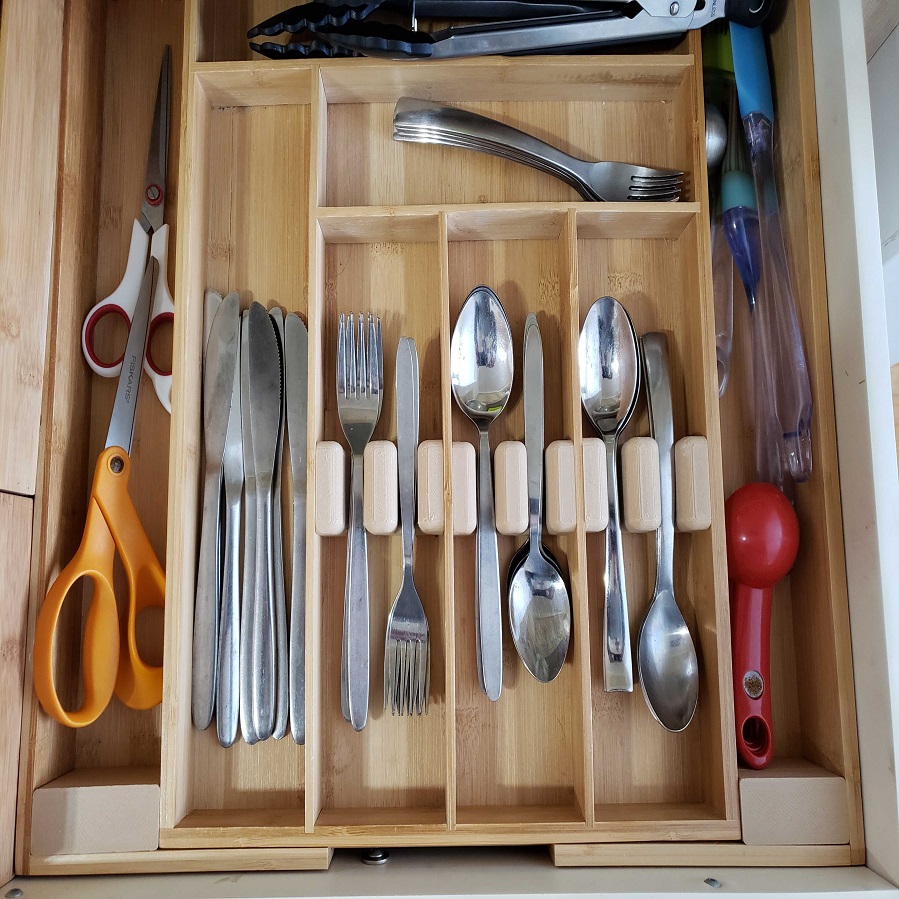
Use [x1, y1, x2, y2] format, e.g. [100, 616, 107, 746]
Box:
[622, 436, 661, 533]
[417, 439, 445, 535]
[452, 442, 476, 536]
[363, 440, 398, 534]
[582, 438, 608, 532]
[315, 441, 346, 536]
[739, 759, 850, 846]
[494, 441, 528, 536]
[674, 435, 712, 531]
[545, 440, 576, 535]
[31, 767, 160, 857]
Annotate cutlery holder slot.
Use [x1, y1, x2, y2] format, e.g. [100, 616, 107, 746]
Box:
[320, 62, 696, 209]
[574, 219, 732, 830]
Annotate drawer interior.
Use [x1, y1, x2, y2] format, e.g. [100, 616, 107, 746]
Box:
[16, 0, 863, 873]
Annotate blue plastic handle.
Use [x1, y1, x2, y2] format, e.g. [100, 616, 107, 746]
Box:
[730, 23, 774, 123]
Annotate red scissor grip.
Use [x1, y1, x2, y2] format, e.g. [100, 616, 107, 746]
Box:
[84, 304, 130, 369]
[146, 311, 174, 376]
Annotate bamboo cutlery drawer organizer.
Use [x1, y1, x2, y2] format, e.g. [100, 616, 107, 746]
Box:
[16, 0, 863, 876]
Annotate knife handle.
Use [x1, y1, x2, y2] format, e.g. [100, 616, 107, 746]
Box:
[272, 470, 289, 740]
[216, 490, 241, 747]
[191, 466, 222, 730]
[343, 452, 369, 731]
[252, 486, 277, 740]
[239, 481, 259, 744]
[289, 492, 307, 744]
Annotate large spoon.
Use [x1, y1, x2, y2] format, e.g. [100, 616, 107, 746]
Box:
[637, 333, 699, 731]
[578, 297, 640, 692]
[508, 314, 571, 682]
[451, 286, 514, 702]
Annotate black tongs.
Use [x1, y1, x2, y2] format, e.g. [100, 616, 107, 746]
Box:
[248, 0, 773, 60]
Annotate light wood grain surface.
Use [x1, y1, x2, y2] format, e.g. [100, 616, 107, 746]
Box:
[11, 0, 865, 874]
[0, 494, 32, 883]
[0, 0, 64, 494]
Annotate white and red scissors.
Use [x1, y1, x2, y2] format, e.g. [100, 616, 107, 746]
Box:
[81, 47, 174, 413]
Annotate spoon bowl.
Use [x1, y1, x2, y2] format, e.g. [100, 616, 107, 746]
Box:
[450, 286, 514, 702]
[705, 102, 727, 171]
[578, 297, 640, 692]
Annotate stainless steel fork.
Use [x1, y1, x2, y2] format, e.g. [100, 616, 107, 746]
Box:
[337, 312, 382, 731]
[384, 337, 430, 716]
[394, 97, 685, 202]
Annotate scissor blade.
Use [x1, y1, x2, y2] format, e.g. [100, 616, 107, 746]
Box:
[106, 259, 157, 454]
[140, 46, 171, 235]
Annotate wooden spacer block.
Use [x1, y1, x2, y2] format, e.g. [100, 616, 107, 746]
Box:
[494, 441, 528, 535]
[545, 440, 576, 535]
[452, 441, 476, 536]
[738, 759, 850, 846]
[674, 435, 712, 531]
[583, 437, 608, 532]
[417, 439, 445, 535]
[621, 436, 661, 533]
[315, 441, 346, 536]
[417, 441, 477, 535]
[363, 440, 398, 535]
[31, 767, 160, 857]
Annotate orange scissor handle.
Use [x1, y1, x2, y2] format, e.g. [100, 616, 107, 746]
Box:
[33, 448, 165, 727]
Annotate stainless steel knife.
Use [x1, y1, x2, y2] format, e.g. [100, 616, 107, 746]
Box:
[239, 308, 259, 745]
[285, 313, 308, 745]
[269, 308, 289, 740]
[247, 302, 283, 741]
[192, 291, 239, 731]
[216, 313, 244, 748]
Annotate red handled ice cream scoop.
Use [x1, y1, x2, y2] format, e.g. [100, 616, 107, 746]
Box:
[724, 482, 799, 769]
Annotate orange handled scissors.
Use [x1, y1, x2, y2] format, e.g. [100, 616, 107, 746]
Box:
[34, 258, 166, 728]
[80, 47, 174, 413]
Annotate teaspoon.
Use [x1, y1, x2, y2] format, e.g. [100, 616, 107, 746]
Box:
[578, 297, 640, 692]
[450, 286, 514, 702]
[638, 332, 699, 731]
[508, 314, 571, 682]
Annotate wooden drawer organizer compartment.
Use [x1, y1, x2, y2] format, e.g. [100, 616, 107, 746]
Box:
[17, 0, 863, 875]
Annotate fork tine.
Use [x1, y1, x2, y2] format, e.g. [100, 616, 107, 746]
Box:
[630, 171, 685, 183]
[628, 190, 682, 202]
[357, 311, 367, 398]
[368, 313, 379, 402]
[418, 639, 429, 715]
[384, 638, 396, 712]
[337, 313, 347, 398]
[347, 312, 356, 397]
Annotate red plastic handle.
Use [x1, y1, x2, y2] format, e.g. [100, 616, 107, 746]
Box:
[725, 482, 799, 770]
[730, 582, 774, 768]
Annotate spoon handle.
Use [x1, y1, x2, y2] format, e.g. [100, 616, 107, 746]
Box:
[523, 314, 543, 548]
[477, 428, 503, 702]
[603, 434, 634, 692]
[642, 333, 675, 593]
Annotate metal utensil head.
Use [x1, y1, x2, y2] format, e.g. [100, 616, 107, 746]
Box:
[105, 259, 157, 453]
[140, 46, 171, 235]
[247, 302, 283, 486]
[202, 292, 241, 469]
[450, 286, 514, 429]
[578, 296, 640, 438]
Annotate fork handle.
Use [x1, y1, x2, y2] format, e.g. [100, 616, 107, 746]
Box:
[396, 338, 419, 569]
[395, 98, 592, 196]
[343, 452, 370, 731]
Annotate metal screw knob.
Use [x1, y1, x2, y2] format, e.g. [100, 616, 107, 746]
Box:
[362, 848, 389, 865]
[670, 1, 680, 13]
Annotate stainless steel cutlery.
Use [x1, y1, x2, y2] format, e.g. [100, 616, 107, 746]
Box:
[192, 291, 240, 732]
[384, 337, 430, 716]
[285, 313, 309, 745]
[336, 312, 383, 732]
[394, 98, 685, 203]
